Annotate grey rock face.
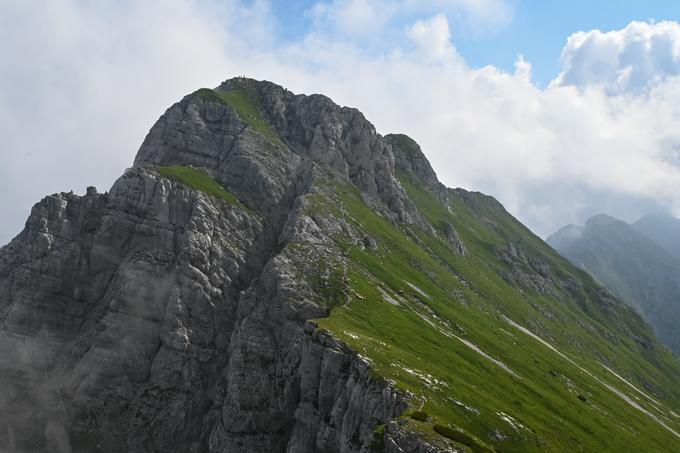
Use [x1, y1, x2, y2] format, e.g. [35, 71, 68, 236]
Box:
[385, 134, 440, 192]
[384, 427, 461, 453]
[443, 223, 466, 256]
[0, 79, 455, 452]
[134, 79, 423, 227]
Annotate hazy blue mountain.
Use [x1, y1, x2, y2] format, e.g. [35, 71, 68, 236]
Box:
[633, 213, 680, 259]
[548, 213, 680, 354]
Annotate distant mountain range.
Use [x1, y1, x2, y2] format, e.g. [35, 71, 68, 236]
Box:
[548, 213, 680, 354]
[633, 214, 680, 260]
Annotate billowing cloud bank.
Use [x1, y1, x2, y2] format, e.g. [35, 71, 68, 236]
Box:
[2, 1, 680, 243]
[555, 20, 680, 93]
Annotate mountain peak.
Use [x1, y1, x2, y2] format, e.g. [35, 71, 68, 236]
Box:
[545, 223, 583, 250]
[636, 212, 676, 222]
[218, 75, 279, 90]
[134, 79, 432, 227]
[584, 213, 620, 227]
[633, 212, 680, 259]
[549, 212, 680, 354]
[386, 133, 441, 191]
[5, 80, 680, 452]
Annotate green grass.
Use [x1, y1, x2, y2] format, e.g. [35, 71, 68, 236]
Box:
[433, 424, 494, 452]
[369, 424, 386, 452]
[410, 410, 430, 422]
[386, 133, 422, 158]
[195, 84, 284, 146]
[304, 173, 680, 452]
[157, 165, 250, 211]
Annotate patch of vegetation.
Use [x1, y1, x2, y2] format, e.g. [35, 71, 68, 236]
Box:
[433, 424, 494, 452]
[386, 133, 422, 158]
[309, 260, 347, 309]
[157, 166, 250, 211]
[308, 174, 680, 452]
[368, 424, 386, 452]
[195, 85, 284, 146]
[410, 410, 430, 422]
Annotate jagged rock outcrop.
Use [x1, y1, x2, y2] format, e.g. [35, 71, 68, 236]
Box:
[134, 79, 423, 227]
[386, 134, 448, 205]
[0, 78, 448, 452]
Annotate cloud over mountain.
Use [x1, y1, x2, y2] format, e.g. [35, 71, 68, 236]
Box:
[555, 20, 680, 93]
[3, 1, 680, 243]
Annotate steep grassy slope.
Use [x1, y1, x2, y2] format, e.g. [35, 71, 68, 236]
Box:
[548, 214, 680, 355]
[195, 85, 284, 146]
[167, 82, 680, 451]
[306, 171, 680, 452]
[140, 79, 680, 451]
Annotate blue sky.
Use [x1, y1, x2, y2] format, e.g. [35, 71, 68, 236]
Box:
[269, 0, 680, 85]
[4, 1, 680, 244]
[467, 0, 680, 85]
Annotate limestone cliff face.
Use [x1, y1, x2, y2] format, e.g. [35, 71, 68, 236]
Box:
[134, 79, 423, 228]
[0, 79, 445, 452]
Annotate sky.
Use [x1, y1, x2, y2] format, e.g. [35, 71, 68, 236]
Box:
[3, 0, 680, 245]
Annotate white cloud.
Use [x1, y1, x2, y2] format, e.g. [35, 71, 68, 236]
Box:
[408, 0, 512, 28]
[0, 0, 250, 244]
[307, 0, 389, 38]
[513, 54, 532, 83]
[3, 2, 680, 245]
[262, 24, 680, 235]
[306, 0, 512, 41]
[406, 14, 457, 61]
[555, 20, 680, 93]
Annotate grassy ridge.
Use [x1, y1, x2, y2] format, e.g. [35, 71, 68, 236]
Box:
[158, 165, 249, 211]
[309, 175, 680, 452]
[195, 84, 284, 146]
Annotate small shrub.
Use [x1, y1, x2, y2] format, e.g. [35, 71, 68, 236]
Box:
[368, 424, 386, 452]
[410, 410, 429, 422]
[308, 261, 347, 309]
[433, 424, 494, 452]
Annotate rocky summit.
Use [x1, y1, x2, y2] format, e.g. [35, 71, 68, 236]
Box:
[3, 78, 680, 453]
